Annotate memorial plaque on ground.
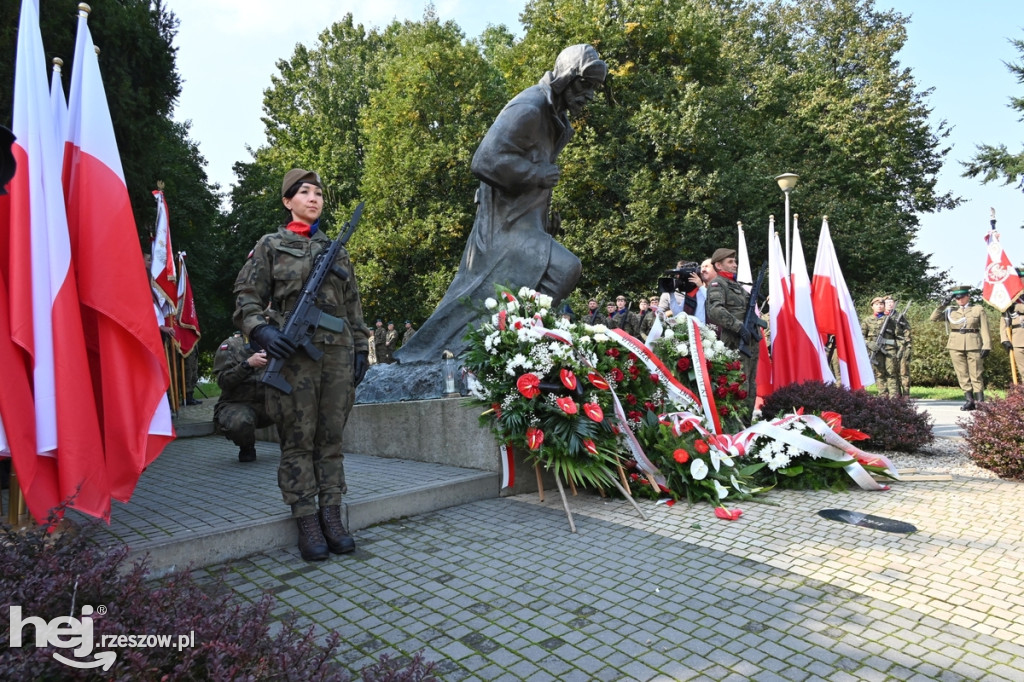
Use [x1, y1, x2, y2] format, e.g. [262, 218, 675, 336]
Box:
[818, 508, 917, 534]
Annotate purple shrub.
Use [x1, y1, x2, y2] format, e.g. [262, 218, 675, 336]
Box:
[761, 381, 933, 452]
[962, 385, 1024, 480]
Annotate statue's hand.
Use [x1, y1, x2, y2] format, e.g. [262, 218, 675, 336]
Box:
[538, 163, 560, 189]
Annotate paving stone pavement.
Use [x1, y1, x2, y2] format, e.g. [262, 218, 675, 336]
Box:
[189, 400, 1023, 682]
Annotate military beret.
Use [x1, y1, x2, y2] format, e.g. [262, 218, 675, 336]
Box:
[710, 247, 736, 264]
[870, 296, 884, 305]
[281, 168, 322, 198]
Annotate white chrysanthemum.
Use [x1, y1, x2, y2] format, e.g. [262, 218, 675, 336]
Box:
[714, 341, 726, 353]
[485, 297, 498, 310]
[690, 459, 709, 481]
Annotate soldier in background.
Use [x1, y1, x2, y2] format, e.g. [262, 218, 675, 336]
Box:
[402, 320, 416, 347]
[609, 295, 641, 337]
[214, 331, 273, 462]
[930, 284, 991, 410]
[583, 298, 602, 325]
[862, 296, 900, 396]
[383, 322, 399, 363]
[999, 270, 1024, 382]
[372, 319, 386, 365]
[884, 296, 912, 396]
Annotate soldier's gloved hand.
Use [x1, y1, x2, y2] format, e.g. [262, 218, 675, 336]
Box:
[981, 349, 990, 359]
[250, 325, 297, 360]
[353, 351, 370, 386]
[1003, 341, 1013, 351]
[739, 326, 752, 345]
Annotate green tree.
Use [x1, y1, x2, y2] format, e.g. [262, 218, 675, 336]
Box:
[355, 12, 510, 324]
[964, 34, 1024, 193]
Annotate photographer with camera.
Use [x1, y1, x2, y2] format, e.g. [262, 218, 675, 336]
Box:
[658, 260, 707, 324]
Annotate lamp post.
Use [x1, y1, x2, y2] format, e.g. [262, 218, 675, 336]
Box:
[775, 173, 799, 268]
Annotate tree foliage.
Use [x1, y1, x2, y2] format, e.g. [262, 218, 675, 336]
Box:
[963, 34, 1024, 194]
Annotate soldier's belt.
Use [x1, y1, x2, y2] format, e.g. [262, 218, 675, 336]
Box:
[953, 329, 979, 333]
[1011, 323, 1024, 329]
[319, 313, 346, 333]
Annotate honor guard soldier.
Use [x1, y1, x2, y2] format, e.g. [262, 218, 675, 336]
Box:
[705, 247, 757, 420]
[213, 332, 274, 462]
[930, 284, 991, 410]
[862, 296, 900, 396]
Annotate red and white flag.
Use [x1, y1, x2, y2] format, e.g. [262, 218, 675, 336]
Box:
[2, 0, 109, 523]
[174, 252, 201, 357]
[768, 225, 832, 388]
[790, 222, 834, 383]
[812, 218, 874, 389]
[150, 189, 176, 309]
[64, 4, 173, 502]
[982, 230, 1023, 312]
[50, 57, 68, 145]
[737, 222, 752, 294]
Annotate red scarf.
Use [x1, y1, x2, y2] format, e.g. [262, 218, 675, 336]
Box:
[285, 220, 312, 237]
[720, 271, 735, 281]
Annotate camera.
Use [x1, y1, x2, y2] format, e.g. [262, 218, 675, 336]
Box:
[658, 263, 699, 296]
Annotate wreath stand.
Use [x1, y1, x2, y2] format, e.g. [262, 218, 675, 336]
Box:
[535, 461, 649, 533]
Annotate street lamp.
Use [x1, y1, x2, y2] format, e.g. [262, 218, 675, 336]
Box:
[775, 173, 799, 268]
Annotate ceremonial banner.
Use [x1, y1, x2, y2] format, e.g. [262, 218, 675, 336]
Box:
[150, 190, 176, 308]
[790, 223, 834, 383]
[982, 231, 1023, 312]
[174, 252, 201, 356]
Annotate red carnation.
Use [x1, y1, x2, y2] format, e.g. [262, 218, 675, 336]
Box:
[694, 439, 709, 454]
[516, 373, 541, 399]
[673, 449, 690, 464]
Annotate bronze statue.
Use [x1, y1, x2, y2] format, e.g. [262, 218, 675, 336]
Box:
[395, 45, 608, 364]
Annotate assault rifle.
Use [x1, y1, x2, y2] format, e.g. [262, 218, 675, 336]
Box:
[738, 261, 768, 358]
[869, 300, 910, 363]
[261, 202, 364, 394]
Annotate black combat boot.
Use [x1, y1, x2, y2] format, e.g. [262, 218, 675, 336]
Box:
[961, 391, 976, 411]
[318, 505, 356, 554]
[185, 392, 202, 406]
[976, 390, 985, 403]
[237, 444, 256, 463]
[296, 514, 329, 561]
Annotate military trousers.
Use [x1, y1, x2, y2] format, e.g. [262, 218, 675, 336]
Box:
[266, 343, 354, 518]
[897, 346, 911, 395]
[949, 349, 984, 393]
[871, 352, 900, 396]
[215, 400, 274, 448]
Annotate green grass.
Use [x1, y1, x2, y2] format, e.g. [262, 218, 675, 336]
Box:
[194, 380, 222, 399]
[863, 385, 1006, 400]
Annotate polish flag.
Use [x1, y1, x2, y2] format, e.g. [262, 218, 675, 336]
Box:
[174, 252, 201, 357]
[790, 221, 834, 383]
[812, 218, 874, 389]
[768, 226, 832, 388]
[64, 4, 173, 502]
[50, 57, 68, 144]
[982, 229, 1023, 312]
[150, 189, 177, 309]
[2, 0, 110, 522]
[736, 221, 752, 293]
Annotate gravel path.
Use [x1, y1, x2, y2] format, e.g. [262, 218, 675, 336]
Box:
[881, 437, 999, 479]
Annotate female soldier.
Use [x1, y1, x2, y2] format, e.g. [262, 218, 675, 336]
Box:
[234, 169, 371, 561]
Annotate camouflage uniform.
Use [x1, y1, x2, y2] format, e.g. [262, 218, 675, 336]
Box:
[372, 324, 386, 365]
[213, 332, 273, 448]
[891, 311, 912, 395]
[705, 276, 758, 417]
[862, 313, 900, 396]
[609, 308, 641, 337]
[1000, 298, 1024, 379]
[234, 226, 370, 518]
[402, 324, 416, 346]
[383, 326, 398, 363]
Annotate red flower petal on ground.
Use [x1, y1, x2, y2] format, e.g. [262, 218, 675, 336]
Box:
[587, 372, 610, 390]
[560, 369, 577, 390]
[516, 373, 541, 399]
[714, 507, 743, 521]
[583, 438, 598, 455]
[525, 427, 544, 450]
[583, 403, 604, 422]
[673, 449, 690, 464]
[556, 397, 578, 415]
[694, 439, 709, 454]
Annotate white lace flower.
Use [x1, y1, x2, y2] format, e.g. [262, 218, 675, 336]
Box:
[690, 459, 709, 481]
[485, 297, 498, 310]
